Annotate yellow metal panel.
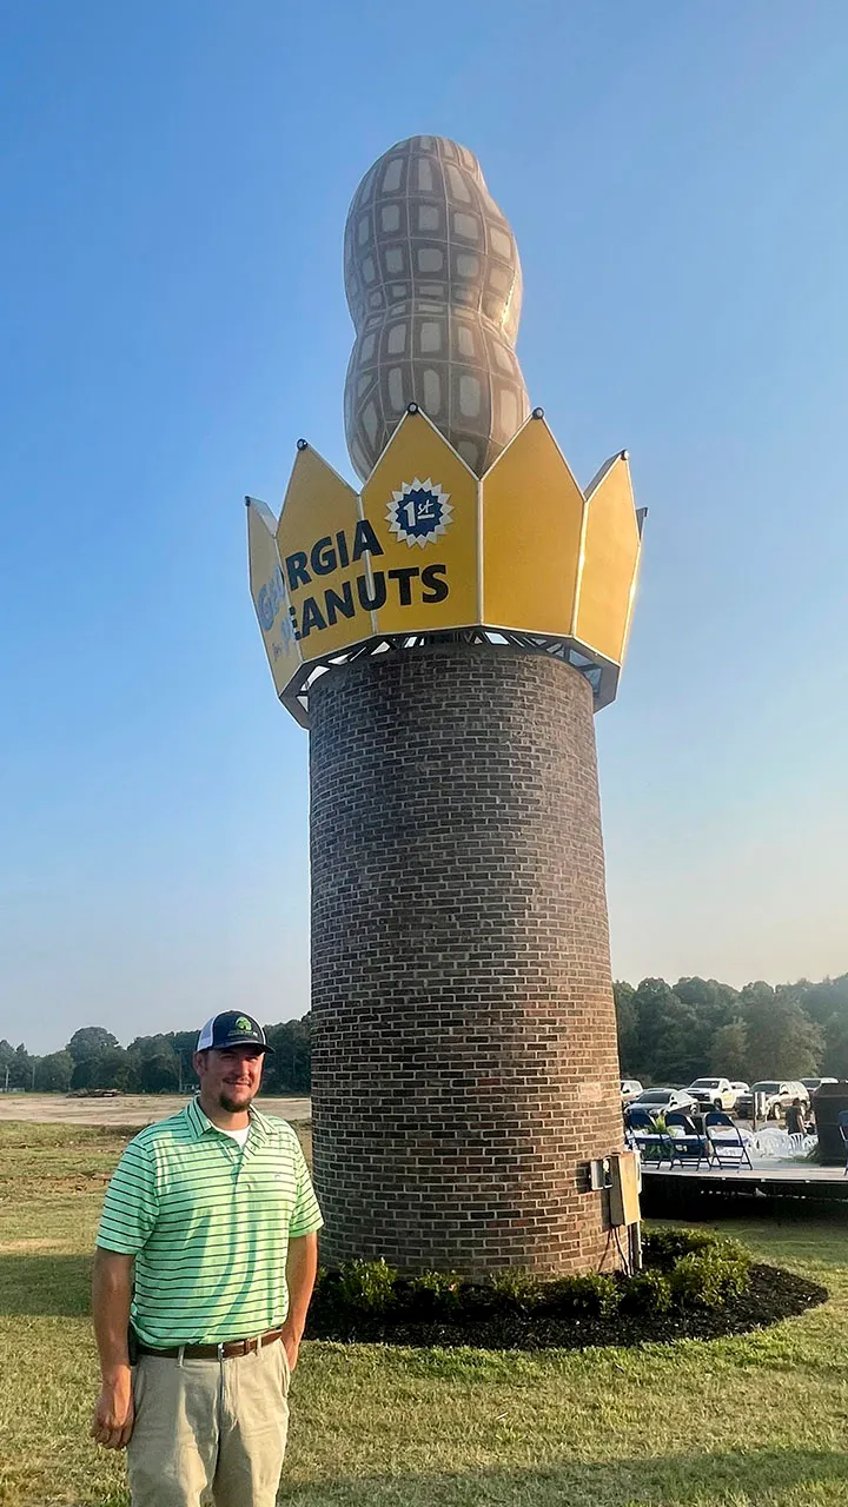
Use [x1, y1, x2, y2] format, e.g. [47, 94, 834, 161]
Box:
[575, 453, 641, 666]
[360, 411, 479, 636]
[275, 445, 375, 656]
[481, 417, 584, 635]
[247, 499, 302, 697]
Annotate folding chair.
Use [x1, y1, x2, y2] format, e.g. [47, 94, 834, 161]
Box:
[625, 1107, 670, 1166]
[705, 1110, 753, 1170]
[665, 1111, 709, 1169]
[837, 1110, 848, 1176]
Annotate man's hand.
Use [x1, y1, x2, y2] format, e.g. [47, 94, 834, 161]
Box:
[281, 1231, 318, 1380]
[91, 1247, 135, 1448]
[91, 1368, 134, 1450]
[280, 1322, 300, 1375]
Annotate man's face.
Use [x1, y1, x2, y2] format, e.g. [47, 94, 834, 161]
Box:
[194, 1046, 265, 1114]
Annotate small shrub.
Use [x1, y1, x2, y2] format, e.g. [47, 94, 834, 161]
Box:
[618, 1267, 672, 1316]
[642, 1227, 718, 1271]
[333, 1258, 399, 1314]
[668, 1244, 750, 1309]
[453, 1278, 501, 1317]
[541, 1271, 620, 1318]
[486, 1268, 542, 1310]
[309, 1267, 344, 1326]
[396, 1269, 465, 1319]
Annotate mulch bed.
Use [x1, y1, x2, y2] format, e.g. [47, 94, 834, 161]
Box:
[306, 1263, 828, 1350]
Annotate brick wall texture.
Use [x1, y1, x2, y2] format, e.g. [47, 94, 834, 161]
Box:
[309, 642, 625, 1275]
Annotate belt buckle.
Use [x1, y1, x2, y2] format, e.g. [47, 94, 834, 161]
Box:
[217, 1342, 226, 1361]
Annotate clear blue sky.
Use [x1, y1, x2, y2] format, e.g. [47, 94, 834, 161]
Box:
[2, 1, 847, 1054]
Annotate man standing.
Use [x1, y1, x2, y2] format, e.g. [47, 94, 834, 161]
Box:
[91, 1011, 322, 1507]
[786, 1097, 810, 1138]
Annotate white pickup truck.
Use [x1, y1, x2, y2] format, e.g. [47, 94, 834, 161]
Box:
[686, 1077, 738, 1112]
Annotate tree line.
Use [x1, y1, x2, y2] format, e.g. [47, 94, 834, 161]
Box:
[4, 970, 848, 1096]
[0, 1017, 312, 1096]
[615, 974, 848, 1085]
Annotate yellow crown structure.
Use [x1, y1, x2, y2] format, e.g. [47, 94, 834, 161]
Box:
[248, 406, 645, 727]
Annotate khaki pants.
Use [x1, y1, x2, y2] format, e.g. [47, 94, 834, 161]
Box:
[127, 1340, 290, 1507]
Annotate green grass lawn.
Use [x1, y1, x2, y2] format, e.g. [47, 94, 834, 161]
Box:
[2, 1121, 848, 1507]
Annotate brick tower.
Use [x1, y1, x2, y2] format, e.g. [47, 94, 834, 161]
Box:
[246, 137, 645, 1274]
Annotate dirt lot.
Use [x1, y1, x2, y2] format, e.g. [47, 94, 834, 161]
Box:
[0, 1092, 312, 1127]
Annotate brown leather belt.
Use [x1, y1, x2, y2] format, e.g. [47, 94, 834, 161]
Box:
[137, 1325, 286, 1360]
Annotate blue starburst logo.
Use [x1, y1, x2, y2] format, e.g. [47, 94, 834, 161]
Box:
[386, 478, 453, 549]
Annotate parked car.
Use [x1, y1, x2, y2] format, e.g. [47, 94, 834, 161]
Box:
[620, 1079, 644, 1104]
[735, 1080, 809, 1120]
[628, 1087, 699, 1117]
[686, 1077, 737, 1112]
[729, 1081, 749, 1107]
[801, 1077, 838, 1095]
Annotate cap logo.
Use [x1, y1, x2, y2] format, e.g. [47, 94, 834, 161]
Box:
[234, 1016, 253, 1033]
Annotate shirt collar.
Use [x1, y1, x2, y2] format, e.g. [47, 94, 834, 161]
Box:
[185, 1095, 269, 1142]
[248, 1103, 271, 1142]
[184, 1096, 210, 1139]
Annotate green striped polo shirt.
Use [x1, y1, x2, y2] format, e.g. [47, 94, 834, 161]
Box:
[97, 1097, 323, 1347]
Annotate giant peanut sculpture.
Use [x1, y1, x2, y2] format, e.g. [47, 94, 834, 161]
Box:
[343, 134, 530, 479]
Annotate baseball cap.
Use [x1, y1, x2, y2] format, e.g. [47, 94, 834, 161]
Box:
[196, 1011, 274, 1054]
